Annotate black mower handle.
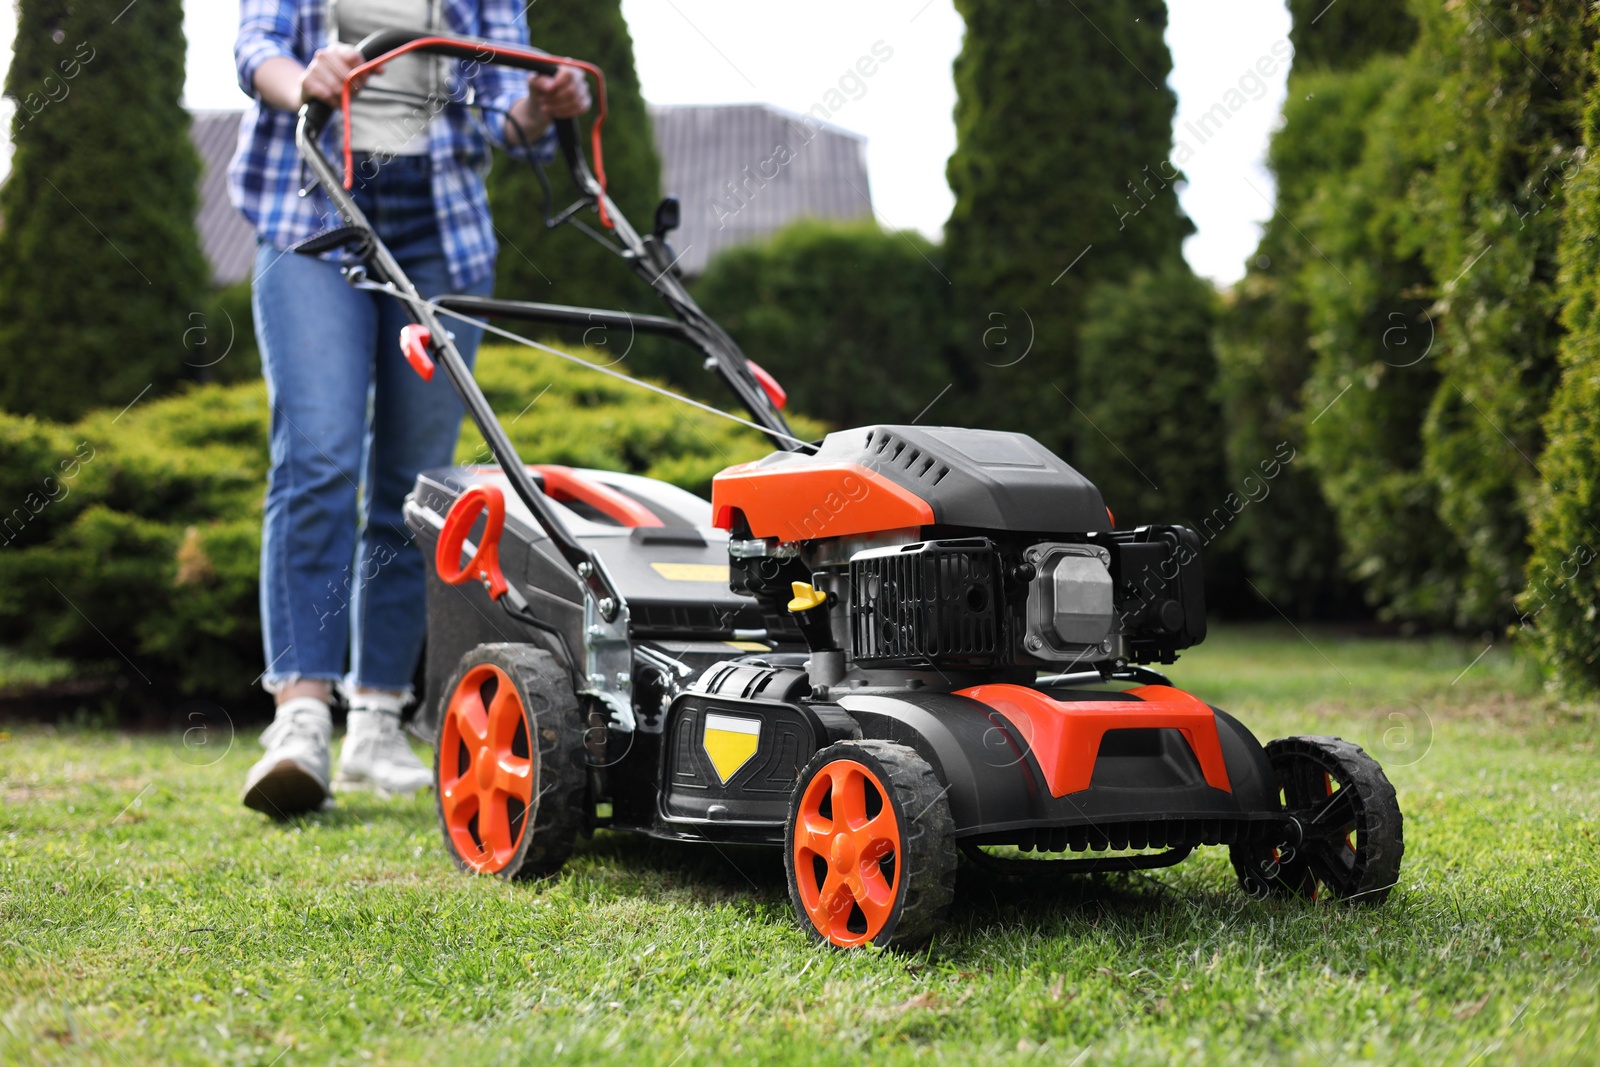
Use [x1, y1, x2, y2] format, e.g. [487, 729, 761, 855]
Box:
[301, 28, 592, 193]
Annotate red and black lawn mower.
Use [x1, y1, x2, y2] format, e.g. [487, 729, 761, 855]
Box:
[297, 31, 1404, 948]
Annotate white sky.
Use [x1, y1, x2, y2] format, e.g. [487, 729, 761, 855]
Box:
[0, 0, 1290, 285]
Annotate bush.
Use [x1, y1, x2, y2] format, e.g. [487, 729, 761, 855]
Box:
[1286, 0, 1417, 71]
[1075, 261, 1223, 529]
[199, 281, 261, 386]
[0, 386, 269, 697]
[0, 345, 820, 697]
[1524, 30, 1600, 693]
[0, 0, 208, 421]
[944, 0, 1190, 459]
[1075, 262, 1246, 608]
[1403, 2, 1591, 626]
[1213, 54, 1405, 618]
[1242, 0, 1592, 628]
[689, 220, 959, 428]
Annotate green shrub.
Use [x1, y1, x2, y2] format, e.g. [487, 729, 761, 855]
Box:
[1295, 56, 1461, 623]
[1286, 0, 1417, 71]
[0, 386, 268, 696]
[198, 281, 261, 386]
[944, 0, 1190, 459]
[689, 220, 958, 428]
[1243, 0, 1592, 628]
[1524, 29, 1600, 693]
[0, 0, 208, 421]
[1214, 57, 1403, 617]
[0, 345, 819, 696]
[1075, 261, 1223, 529]
[1404, 2, 1591, 626]
[1075, 262, 1249, 608]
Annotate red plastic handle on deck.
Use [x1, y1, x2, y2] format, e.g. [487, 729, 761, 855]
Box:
[436, 485, 509, 601]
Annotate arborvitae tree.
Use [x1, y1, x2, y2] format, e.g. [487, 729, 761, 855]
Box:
[1286, 0, 1417, 71]
[1215, 0, 1418, 618]
[1075, 261, 1237, 608]
[1406, 3, 1591, 625]
[0, 0, 207, 422]
[1300, 1, 1591, 627]
[944, 0, 1189, 460]
[1523, 30, 1600, 693]
[694, 221, 956, 427]
[488, 0, 661, 318]
[1296, 56, 1462, 621]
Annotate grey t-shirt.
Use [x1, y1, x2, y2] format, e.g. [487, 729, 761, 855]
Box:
[331, 0, 442, 156]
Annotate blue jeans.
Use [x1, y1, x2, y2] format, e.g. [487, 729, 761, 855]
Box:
[255, 155, 493, 694]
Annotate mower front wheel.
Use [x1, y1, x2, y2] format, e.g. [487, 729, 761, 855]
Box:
[785, 740, 957, 950]
[1231, 735, 1404, 904]
[434, 644, 587, 880]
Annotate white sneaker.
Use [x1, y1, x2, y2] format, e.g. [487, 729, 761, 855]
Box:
[336, 700, 432, 796]
[242, 697, 333, 818]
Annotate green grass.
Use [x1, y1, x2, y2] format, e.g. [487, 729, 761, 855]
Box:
[2, 624, 1597, 1065]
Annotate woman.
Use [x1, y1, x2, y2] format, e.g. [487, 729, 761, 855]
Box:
[230, 0, 591, 817]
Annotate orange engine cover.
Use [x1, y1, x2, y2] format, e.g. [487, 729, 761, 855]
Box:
[712, 458, 934, 541]
[711, 425, 1111, 542]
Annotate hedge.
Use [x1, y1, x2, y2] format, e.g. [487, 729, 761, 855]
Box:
[944, 0, 1189, 460]
[1524, 24, 1600, 693]
[0, 345, 821, 696]
[690, 220, 959, 428]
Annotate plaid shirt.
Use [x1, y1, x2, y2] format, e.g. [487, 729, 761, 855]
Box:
[229, 0, 556, 290]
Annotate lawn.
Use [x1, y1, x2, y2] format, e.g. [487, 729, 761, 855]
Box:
[1, 624, 1596, 1065]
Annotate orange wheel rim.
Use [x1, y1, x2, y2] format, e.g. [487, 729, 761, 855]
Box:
[439, 664, 535, 873]
[792, 759, 901, 947]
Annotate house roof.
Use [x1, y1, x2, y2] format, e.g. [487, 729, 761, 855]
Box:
[649, 103, 873, 277]
[190, 111, 256, 289]
[186, 102, 873, 287]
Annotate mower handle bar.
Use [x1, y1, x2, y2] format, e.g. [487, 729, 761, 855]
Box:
[290, 28, 800, 616]
[300, 29, 599, 199]
[293, 31, 631, 614]
[300, 29, 792, 448]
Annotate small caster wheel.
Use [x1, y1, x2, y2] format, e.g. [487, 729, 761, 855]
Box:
[1231, 735, 1404, 903]
[785, 740, 957, 949]
[435, 644, 586, 880]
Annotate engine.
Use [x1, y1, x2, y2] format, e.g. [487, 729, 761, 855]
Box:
[711, 425, 1206, 698]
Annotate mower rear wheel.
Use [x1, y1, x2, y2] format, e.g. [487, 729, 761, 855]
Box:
[785, 740, 957, 950]
[1231, 735, 1404, 904]
[434, 644, 586, 880]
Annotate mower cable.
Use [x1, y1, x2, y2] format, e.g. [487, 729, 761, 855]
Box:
[389, 287, 812, 448]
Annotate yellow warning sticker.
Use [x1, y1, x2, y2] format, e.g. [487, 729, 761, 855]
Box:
[703, 713, 760, 783]
[724, 641, 770, 652]
[650, 562, 731, 583]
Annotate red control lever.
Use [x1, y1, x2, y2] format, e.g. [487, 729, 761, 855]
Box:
[746, 358, 788, 410]
[400, 324, 435, 382]
[436, 484, 509, 601]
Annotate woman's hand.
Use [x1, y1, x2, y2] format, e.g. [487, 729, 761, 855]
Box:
[506, 67, 592, 146]
[530, 67, 592, 120]
[299, 44, 375, 106]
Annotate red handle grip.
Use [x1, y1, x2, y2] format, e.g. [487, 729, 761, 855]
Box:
[436, 485, 508, 601]
[400, 324, 435, 381]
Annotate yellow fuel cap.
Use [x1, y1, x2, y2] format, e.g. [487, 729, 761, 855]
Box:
[787, 582, 829, 613]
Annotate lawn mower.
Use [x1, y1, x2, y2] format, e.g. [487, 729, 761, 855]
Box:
[296, 30, 1405, 948]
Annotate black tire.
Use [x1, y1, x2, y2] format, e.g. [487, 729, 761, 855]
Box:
[1231, 735, 1404, 904]
[434, 643, 587, 880]
[785, 740, 957, 950]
